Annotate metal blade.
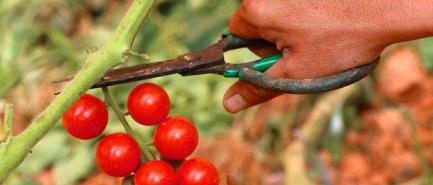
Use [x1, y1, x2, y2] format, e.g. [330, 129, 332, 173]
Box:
[91, 43, 225, 88]
[93, 59, 186, 88]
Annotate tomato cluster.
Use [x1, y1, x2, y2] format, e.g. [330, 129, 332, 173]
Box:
[62, 83, 219, 185]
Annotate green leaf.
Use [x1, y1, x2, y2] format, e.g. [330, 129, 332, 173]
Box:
[16, 130, 68, 174]
[6, 130, 68, 184]
[53, 144, 95, 185]
[417, 37, 433, 72]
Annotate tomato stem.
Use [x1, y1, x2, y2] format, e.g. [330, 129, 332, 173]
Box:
[0, 104, 13, 143]
[102, 87, 155, 161]
[0, 0, 155, 181]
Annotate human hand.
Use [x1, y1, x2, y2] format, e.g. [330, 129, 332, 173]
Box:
[223, 0, 433, 113]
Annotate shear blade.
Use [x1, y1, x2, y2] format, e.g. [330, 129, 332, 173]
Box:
[93, 59, 183, 88]
[92, 45, 225, 88]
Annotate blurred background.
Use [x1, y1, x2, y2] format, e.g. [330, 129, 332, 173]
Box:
[1, 0, 433, 185]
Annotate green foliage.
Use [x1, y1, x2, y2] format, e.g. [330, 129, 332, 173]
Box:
[0, 0, 43, 97]
[417, 37, 433, 72]
[5, 129, 68, 184]
[5, 128, 96, 185]
[53, 143, 95, 185]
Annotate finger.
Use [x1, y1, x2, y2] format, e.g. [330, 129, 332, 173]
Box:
[230, 8, 279, 57]
[223, 80, 281, 113]
[224, 4, 288, 113]
[223, 54, 290, 113]
[229, 7, 260, 39]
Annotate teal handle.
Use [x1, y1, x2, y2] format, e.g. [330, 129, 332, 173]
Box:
[223, 53, 282, 78]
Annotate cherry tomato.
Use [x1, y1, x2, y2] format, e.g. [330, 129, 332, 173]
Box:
[62, 94, 108, 139]
[127, 83, 170, 125]
[177, 158, 219, 185]
[96, 133, 141, 177]
[154, 116, 198, 160]
[135, 160, 177, 185]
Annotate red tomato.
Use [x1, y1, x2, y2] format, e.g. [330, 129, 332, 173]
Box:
[134, 160, 177, 185]
[96, 133, 141, 177]
[62, 94, 108, 139]
[177, 158, 219, 185]
[154, 116, 198, 160]
[127, 83, 170, 125]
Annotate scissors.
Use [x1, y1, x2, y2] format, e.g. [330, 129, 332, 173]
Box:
[75, 34, 379, 93]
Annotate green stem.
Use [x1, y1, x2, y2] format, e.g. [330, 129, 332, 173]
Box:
[124, 50, 150, 61]
[0, 0, 155, 182]
[0, 104, 13, 142]
[102, 87, 154, 160]
[4, 104, 13, 136]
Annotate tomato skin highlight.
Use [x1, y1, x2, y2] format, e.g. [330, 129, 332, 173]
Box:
[96, 133, 141, 177]
[127, 83, 170, 126]
[134, 160, 177, 185]
[154, 116, 199, 160]
[177, 158, 219, 185]
[62, 94, 108, 139]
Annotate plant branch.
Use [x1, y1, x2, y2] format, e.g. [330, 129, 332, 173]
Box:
[102, 87, 154, 160]
[4, 104, 13, 139]
[124, 50, 150, 61]
[300, 84, 361, 147]
[0, 0, 155, 182]
[0, 104, 13, 143]
[283, 84, 361, 185]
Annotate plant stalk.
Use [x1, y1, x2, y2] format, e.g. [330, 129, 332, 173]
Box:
[0, 104, 13, 143]
[0, 0, 155, 181]
[102, 87, 155, 160]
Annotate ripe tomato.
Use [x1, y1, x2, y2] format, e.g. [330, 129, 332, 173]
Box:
[62, 94, 108, 139]
[96, 133, 141, 177]
[154, 116, 198, 160]
[135, 160, 177, 185]
[127, 83, 170, 125]
[177, 158, 219, 185]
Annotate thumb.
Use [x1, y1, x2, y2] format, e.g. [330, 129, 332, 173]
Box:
[223, 54, 290, 113]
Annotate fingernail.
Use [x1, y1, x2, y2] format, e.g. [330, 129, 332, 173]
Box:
[224, 94, 247, 113]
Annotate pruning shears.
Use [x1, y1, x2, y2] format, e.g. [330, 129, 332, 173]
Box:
[80, 34, 379, 93]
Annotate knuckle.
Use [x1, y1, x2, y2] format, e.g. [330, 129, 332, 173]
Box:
[241, 0, 268, 23]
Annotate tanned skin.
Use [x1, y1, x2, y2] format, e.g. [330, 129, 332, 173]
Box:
[224, 0, 433, 113]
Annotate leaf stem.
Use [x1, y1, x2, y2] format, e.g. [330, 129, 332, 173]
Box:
[102, 87, 154, 160]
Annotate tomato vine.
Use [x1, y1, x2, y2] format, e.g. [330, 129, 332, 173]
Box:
[0, 0, 155, 182]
